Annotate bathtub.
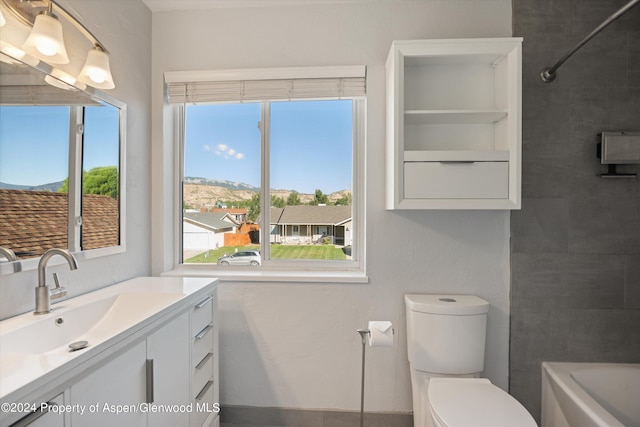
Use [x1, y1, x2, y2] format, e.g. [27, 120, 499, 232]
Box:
[541, 362, 640, 427]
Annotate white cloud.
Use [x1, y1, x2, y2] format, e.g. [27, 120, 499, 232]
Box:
[203, 144, 211, 151]
[211, 143, 244, 160]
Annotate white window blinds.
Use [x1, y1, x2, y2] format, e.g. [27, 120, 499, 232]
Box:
[165, 66, 366, 104]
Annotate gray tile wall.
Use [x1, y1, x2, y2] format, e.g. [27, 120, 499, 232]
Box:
[511, 0, 640, 421]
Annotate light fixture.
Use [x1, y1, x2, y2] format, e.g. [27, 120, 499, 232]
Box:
[21, 5, 69, 64]
[1, 0, 115, 90]
[0, 7, 6, 27]
[78, 45, 114, 89]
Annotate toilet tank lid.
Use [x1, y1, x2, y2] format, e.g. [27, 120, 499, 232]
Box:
[404, 294, 489, 315]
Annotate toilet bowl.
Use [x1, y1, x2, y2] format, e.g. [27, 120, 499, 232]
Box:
[428, 378, 537, 427]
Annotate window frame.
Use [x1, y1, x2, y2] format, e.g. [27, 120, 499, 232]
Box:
[170, 83, 366, 280]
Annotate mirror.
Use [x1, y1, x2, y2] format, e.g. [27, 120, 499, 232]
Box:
[0, 56, 126, 275]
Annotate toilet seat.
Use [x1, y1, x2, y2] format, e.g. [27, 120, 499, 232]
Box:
[428, 378, 537, 427]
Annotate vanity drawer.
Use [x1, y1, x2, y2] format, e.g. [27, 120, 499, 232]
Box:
[193, 352, 213, 396]
[191, 379, 215, 427]
[192, 323, 214, 366]
[192, 295, 214, 336]
[404, 161, 509, 199]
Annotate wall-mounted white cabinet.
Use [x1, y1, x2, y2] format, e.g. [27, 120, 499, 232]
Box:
[386, 38, 522, 210]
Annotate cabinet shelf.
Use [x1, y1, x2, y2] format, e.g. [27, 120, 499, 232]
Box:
[404, 110, 508, 124]
[404, 150, 509, 162]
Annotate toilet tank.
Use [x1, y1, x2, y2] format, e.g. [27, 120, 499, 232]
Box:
[405, 294, 489, 375]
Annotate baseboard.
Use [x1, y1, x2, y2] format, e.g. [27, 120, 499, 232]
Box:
[220, 405, 413, 427]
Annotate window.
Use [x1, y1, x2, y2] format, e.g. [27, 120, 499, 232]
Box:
[0, 103, 121, 259]
[166, 67, 365, 273]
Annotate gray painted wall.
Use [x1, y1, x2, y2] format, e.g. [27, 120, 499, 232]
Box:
[510, 0, 640, 420]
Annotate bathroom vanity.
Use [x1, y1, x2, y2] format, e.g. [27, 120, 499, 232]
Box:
[0, 277, 219, 427]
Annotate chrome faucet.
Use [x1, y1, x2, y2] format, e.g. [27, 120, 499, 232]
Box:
[35, 248, 78, 315]
[0, 247, 17, 262]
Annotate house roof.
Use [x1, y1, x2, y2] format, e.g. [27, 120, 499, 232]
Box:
[206, 207, 247, 215]
[0, 189, 119, 259]
[184, 212, 237, 230]
[270, 205, 351, 225]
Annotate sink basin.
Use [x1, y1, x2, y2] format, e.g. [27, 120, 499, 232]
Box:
[0, 295, 118, 355]
[0, 292, 184, 355]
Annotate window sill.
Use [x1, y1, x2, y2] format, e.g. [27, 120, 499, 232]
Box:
[162, 265, 369, 284]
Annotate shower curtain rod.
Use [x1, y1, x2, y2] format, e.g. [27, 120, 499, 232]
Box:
[540, 0, 640, 82]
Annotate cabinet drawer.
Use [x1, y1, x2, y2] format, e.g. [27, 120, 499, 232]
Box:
[192, 323, 214, 366]
[193, 352, 213, 396]
[404, 161, 508, 199]
[192, 295, 214, 336]
[191, 380, 215, 427]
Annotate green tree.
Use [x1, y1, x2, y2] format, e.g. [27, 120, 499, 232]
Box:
[286, 192, 301, 206]
[311, 189, 329, 206]
[247, 192, 260, 222]
[59, 166, 118, 199]
[271, 195, 285, 208]
[335, 193, 352, 206]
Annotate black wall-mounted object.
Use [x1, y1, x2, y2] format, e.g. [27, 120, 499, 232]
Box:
[597, 132, 640, 178]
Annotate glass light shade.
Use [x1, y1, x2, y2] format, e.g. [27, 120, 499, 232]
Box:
[45, 68, 85, 90]
[78, 47, 115, 89]
[22, 13, 69, 64]
[0, 8, 6, 27]
[0, 40, 26, 61]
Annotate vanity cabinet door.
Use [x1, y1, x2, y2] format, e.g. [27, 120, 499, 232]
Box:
[69, 340, 147, 427]
[147, 311, 191, 427]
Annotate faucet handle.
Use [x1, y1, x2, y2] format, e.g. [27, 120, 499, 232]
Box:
[50, 273, 67, 300]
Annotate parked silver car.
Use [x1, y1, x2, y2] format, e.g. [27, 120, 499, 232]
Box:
[217, 250, 261, 266]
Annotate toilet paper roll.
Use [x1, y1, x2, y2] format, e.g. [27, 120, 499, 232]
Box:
[368, 321, 394, 347]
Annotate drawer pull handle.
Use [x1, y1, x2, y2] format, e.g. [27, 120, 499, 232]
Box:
[195, 380, 213, 401]
[196, 352, 213, 370]
[195, 323, 213, 340]
[12, 401, 57, 427]
[195, 295, 213, 309]
[438, 161, 476, 164]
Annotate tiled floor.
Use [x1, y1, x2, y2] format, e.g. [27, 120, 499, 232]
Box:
[222, 424, 282, 427]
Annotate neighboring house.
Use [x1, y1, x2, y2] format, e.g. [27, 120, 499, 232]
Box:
[269, 205, 352, 246]
[0, 189, 119, 259]
[204, 207, 248, 224]
[183, 211, 238, 253]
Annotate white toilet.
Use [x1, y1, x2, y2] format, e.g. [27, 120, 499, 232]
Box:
[405, 294, 537, 427]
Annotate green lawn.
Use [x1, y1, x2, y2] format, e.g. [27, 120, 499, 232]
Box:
[185, 244, 346, 263]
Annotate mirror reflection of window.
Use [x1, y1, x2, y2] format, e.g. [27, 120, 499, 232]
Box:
[0, 106, 71, 259]
[81, 105, 120, 250]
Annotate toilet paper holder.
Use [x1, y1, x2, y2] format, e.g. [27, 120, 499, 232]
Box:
[356, 329, 369, 427]
[356, 325, 394, 427]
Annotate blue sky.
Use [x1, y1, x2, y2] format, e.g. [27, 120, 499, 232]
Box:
[0, 105, 119, 186]
[0, 100, 352, 194]
[185, 99, 353, 194]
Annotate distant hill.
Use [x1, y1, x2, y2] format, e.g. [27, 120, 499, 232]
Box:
[184, 177, 259, 192]
[182, 177, 351, 210]
[0, 181, 64, 192]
